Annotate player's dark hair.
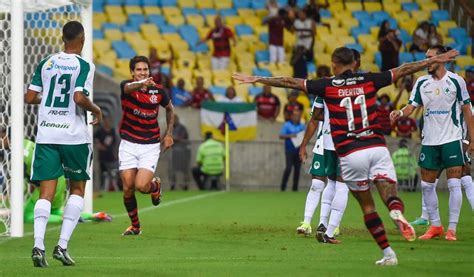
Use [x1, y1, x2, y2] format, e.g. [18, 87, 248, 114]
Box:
[62, 21, 84, 42]
[351, 49, 361, 62]
[129, 56, 151, 71]
[278, 8, 287, 17]
[331, 47, 354, 65]
[429, 44, 448, 55]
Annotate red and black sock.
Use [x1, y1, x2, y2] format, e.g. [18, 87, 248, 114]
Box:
[148, 180, 159, 194]
[386, 196, 404, 213]
[364, 212, 390, 250]
[124, 195, 140, 229]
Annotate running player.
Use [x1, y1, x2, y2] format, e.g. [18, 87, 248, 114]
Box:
[233, 47, 459, 265]
[391, 45, 474, 241]
[119, 56, 174, 236]
[25, 21, 102, 267]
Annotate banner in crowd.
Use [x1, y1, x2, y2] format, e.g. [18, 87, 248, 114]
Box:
[200, 101, 257, 142]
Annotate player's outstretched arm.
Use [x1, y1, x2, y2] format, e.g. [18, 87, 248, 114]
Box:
[233, 73, 306, 91]
[73, 91, 102, 125]
[162, 102, 175, 150]
[299, 107, 322, 162]
[24, 89, 42, 104]
[123, 77, 155, 94]
[390, 49, 459, 82]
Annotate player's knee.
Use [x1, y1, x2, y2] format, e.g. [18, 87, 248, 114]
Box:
[421, 182, 436, 193]
[336, 183, 349, 194]
[447, 179, 462, 191]
[310, 179, 325, 192]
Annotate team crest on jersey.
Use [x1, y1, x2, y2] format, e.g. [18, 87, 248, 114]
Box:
[420, 153, 425, 161]
[150, 95, 158, 104]
[332, 78, 345, 87]
[313, 161, 320, 170]
[443, 88, 451, 96]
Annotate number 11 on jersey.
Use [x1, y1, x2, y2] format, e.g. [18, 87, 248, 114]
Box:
[340, 95, 369, 132]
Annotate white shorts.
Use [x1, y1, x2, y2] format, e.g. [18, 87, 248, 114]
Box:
[269, 45, 285, 64]
[118, 139, 161, 173]
[211, 57, 230, 70]
[339, 146, 397, 191]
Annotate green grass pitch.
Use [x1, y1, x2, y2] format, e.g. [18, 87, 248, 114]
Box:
[0, 191, 473, 276]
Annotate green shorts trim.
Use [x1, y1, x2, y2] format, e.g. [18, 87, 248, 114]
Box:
[309, 149, 340, 178]
[31, 143, 93, 181]
[419, 140, 465, 170]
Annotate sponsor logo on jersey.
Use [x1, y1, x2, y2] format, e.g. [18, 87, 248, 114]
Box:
[148, 89, 160, 95]
[48, 110, 69, 116]
[133, 109, 158, 118]
[346, 76, 364, 85]
[424, 108, 449, 117]
[422, 82, 430, 89]
[332, 78, 345, 87]
[45, 60, 55, 70]
[39, 120, 70, 129]
[449, 155, 458, 159]
[338, 87, 364, 97]
[46, 60, 78, 71]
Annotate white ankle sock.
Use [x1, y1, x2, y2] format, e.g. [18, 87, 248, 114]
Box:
[447, 178, 462, 231]
[421, 180, 441, 227]
[303, 179, 325, 224]
[326, 182, 349, 237]
[58, 195, 84, 249]
[34, 199, 51, 251]
[460, 175, 474, 210]
[383, 246, 396, 257]
[318, 179, 335, 227]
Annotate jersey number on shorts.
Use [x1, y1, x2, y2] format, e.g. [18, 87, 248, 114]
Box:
[339, 95, 369, 131]
[45, 74, 72, 108]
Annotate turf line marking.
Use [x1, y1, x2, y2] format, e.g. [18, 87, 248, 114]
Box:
[0, 191, 226, 245]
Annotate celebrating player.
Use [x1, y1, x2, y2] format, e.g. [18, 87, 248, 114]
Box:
[119, 56, 174, 236]
[25, 21, 102, 267]
[391, 45, 474, 241]
[233, 46, 459, 265]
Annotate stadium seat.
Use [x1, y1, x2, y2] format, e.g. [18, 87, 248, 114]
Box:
[104, 29, 123, 41]
[448, 27, 468, 39]
[178, 0, 195, 8]
[353, 11, 370, 21]
[182, 8, 200, 16]
[161, 0, 177, 6]
[374, 52, 382, 68]
[102, 22, 120, 30]
[196, 0, 213, 9]
[346, 43, 364, 54]
[143, 6, 162, 16]
[209, 86, 227, 96]
[410, 10, 430, 22]
[93, 0, 105, 12]
[402, 3, 419, 12]
[106, 0, 123, 6]
[360, 18, 379, 29]
[191, 43, 209, 53]
[413, 52, 426, 61]
[93, 12, 107, 29]
[398, 29, 413, 45]
[186, 14, 205, 28]
[252, 67, 272, 77]
[361, 53, 374, 64]
[235, 24, 254, 36]
[449, 42, 468, 55]
[399, 52, 414, 63]
[341, 18, 359, 30]
[142, 0, 159, 6]
[93, 39, 111, 53]
[431, 10, 450, 25]
[384, 3, 401, 17]
[105, 6, 127, 24]
[214, 0, 233, 9]
[371, 11, 390, 25]
[160, 24, 178, 33]
[122, 25, 140, 33]
[351, 26, 370, 38]
[112, 41, 137, 59]
[162, 6, 181, 17]
[328, 2, 344, 15]
[364, 2, 382, 12]
[167, 15, 185, 26]
[124, 6, 142, 15]
[320, 9, 331, 18]
[128, 14, 146, 26]
[233, 0, 251, 9]
[399, 19, 418, 34]
[255, 50, 270, 63]
[148, 14, 166, 26]
[345, 2, 363, 11]
[248, 86, 263, 97]
[438, 20, 457, 35]
[124, 0, 140, 5]
[420, 2, 438, 11]
[315, 53, 331, 67]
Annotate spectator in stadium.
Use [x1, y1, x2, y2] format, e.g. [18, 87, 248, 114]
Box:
[169, 114, 191, 191]
[378, 21, 402, 71]
[284, 90, 305, 121]
[393, 115, 418, 139]
[376, 94, 394, 135]
[465, 67, 474, 102]
[286, 0, 299, 20]
[392, 139, 418, 192]
[291, 45, 308, 79]
[265, 8, 290, 64]
[304, 0, 328, 24]
[293, 9, 316, 60]
[191, 76, 214, 109]
[254, 85, 281, 121]
[171, 78, 192, 107]
[279, 110, 305, 191]
[198, 16, 236, 70]
[192, 132, 225, 190]
[266, 0, 280, 17]
[410, 21, 430, 52]
[94, 117, 118, 191]
[316, 65, 331, 78]
[220, 86, 244, 103]
[149, 47, 172, 85]
[428, 24, 443, 47]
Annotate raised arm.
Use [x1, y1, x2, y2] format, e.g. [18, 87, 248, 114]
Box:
[123, 77, 156, 94]
[233, 73, 306, 91]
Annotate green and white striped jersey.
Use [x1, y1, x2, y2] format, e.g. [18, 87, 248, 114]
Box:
[28, 52, 95, 144]
[409, 71, 470, 146]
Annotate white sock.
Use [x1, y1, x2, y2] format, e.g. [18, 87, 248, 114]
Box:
[58, 195, 84, 249]
[383, 246, 396, 257]
[318, 179, 336, 227]
[460, 175, 474, 210]
[326, 182, 349, 237]
[303, 179, 325, 224]
[447, 178, 462, 231]
[421, 180, 442, 227]
[34, 199, 51, 251]
[420, 180, 436, 220]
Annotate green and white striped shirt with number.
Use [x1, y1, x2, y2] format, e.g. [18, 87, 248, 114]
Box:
[409, 71, 470, 146]
[28, 52, 95, 144]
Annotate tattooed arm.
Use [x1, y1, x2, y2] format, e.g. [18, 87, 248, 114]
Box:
[233, 73, 306, 91]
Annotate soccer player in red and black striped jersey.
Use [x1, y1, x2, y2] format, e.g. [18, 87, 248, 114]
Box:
[119, 56, 175, 236]
[233, 47, 459, 265]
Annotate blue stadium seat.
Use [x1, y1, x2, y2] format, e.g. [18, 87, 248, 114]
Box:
[401, 3, 419, 12]
[277, 0, 286, 6]
[179, 25, 200, 44]
[353, 11, 370, 21]
[398, 29, 412, 45]
[307, 62, 316, 74]
[375, 52, 382, 68]
[106, 0, 123, 5]
[160, 0, 177, 7]
[148, 15, 166, 26]
[296, 0, 306, 8]
[220, 8, 238, 17]
[255, 50, 270, 63]
[233, 0, 251, 9]
[209, 86, 227, 96]
[252, 67, 272, 77]
[413, 52, 426, 61]
[371, 11, 390, 25]
[399, 52, 414, 64]
[248, 86, 263, 96]
[93, 29, 104, 39]
[97, 64, 113, 77]
[351, 26, 370, 38]
[190, 43, 209, 53]
[388, 18, 398, 29]
[320, 9, 331, 18]
[201, 9, 217, 16]
[129, 14, 146, 25]
[161, 66, 170, 76]
[259, 32, 269, 43]
[143, 0, 159, 6]
[359, 18, 378, 29]
[431, 10, 450, 25]
[124, 0, 140, 5]
[122, 25, 140, 33]
[448, 27, 468, 38]
[102, 23, 121, 30]
[112, 41, 136, 59]
[346, 43, 364, 54]
[93, 0, 104, 12]
[182, 8, 200, 16]
[251, 0, 266, 9]
[160, 24, 178, 33]
[235, 24, 254, 36]
[448, 42, 468, 55]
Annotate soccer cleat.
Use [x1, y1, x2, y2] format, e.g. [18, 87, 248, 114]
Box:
[320, 234, 341, 244]
[32, 247, 48, 267]
[122, 225, 142, 236]
[375, 254, 398, 266]
[150, 177, 162, 206]
[410, 217, 430, 226]
[296, 222, 312, 236]
[445, 229, 457, 241]
[418, 226, 444, 240]
[52, 245, 75, 266]
[92, 212, 112, 222]
[390, 210, 416, 242]
[315, 224, 327, 242]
